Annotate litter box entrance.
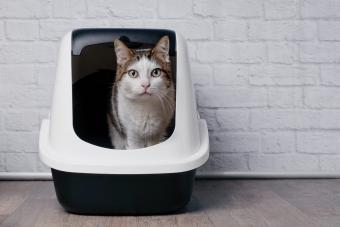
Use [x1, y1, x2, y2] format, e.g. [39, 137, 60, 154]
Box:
[71, 29, 177, 148]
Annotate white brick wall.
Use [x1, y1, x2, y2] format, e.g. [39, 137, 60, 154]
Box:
[0, 0, 340, 173]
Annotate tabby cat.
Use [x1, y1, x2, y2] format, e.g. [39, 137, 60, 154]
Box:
[108, 36, 175, 149]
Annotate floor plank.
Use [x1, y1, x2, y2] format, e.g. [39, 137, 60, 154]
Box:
[173, 194, 214, 227]
[0, 180, 339, 227]
[0, 181, 35, 216]
[0, 215, 8, 224]
[263, 179, 340, 226]
[1, 198, 50, 227]
[105, 216, 138, 227]
[233, 186, 319, 227]
[195, 184, 249, 227]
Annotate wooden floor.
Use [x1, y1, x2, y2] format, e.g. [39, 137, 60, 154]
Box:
[0, 180, 340, 227]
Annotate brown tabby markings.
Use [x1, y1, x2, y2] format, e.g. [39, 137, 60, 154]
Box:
[114, 43, 172, 88]
[108, 36, 174, 148]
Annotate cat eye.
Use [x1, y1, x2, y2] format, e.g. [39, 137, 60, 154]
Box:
[128, 69, 139, 78]
[151, 68, 161, 77]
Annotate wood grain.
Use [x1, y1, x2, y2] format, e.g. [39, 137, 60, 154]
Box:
[0, 182, 35, 216]
[1, 180, 340, 226]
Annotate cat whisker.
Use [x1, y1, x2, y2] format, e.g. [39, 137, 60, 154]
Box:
[109, 35, 174, 149]
[157, 92, 173, 114]
[154, 93, 167, 113]
[159, 95, 174, 114]
[158, 90, 175, 112]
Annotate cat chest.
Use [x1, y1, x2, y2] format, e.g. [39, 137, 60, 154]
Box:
[119, 106, 166, 134]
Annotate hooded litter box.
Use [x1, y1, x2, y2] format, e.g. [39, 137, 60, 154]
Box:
[39, 28, 209, 215]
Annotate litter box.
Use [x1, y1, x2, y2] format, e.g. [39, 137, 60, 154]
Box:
[39, 28, 209, 215]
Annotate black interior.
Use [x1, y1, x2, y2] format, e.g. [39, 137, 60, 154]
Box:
[72, 29, 177, 148]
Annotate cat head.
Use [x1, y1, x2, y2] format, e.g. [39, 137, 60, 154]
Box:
[114, 36, 173, 101]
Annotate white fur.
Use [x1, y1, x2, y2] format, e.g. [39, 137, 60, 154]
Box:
[109, 56, 175, 149]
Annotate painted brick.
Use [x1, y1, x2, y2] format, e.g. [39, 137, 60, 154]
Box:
[37, 159, 50, 172]
[301, 0, 340, 18]
[108, 20, 145, 29]
[35, 65, 56, 85]
[214, 65, 248, 86]
[0, 65, 36, 85]
[304, 88, 340, 108]
[186, 41, 197, 61]
[87, 0, 157, 19]
[0, 0, 340, 174]
[211, 132, 261, 153]
[0, 111, 3, 131]
[39, 20, 108, 41]
[193, 0, 262, 18]
[0, 133, 6, 152]
[6, 132, 39, 153]
[249, 154, 319, 171]
[216, 109, 249, 130]
[0, 85, 53, 108]
[0, 153, 5, 171]
[0, 21, 5, 40]
[214, 20, 247, 41]
[249, 76, 316, 86]
[297, 132, 340, 154]
[6, 20, 39, 40]
[251, 109, 340, 130]
[39, 109, 50, 123]
[320, 156, 340, 171]
[198, 108, 219, 130]
[199, 153, 249, 172]
[191, 64, 212, 86]
[268, 87, 303, 108]
[197, 88, 267, 108]
[264, 0, 298, 19]
[4, 111, 40, 132]
[6, 153, 37, 172]
[53, 0, 87, 18]
[0, 43, 57, 63]
[267, 42, 298, 64]
[320, 66, 340, 86]
[262, 132, 295, 154]
[248, 65, 318, 86]
[300, 43, 340, 63]
[0, 0, 52, 18]
[319, 21, 340, 41]
[144, 20, 213, 40]
[158, 0, 191, 18]
[249, 21, 317, 41]
[307, 110, 340, 129]
[196, 42, 265, 63]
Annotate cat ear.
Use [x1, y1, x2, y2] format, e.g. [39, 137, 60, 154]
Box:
[151, 36, 170, 62]
[114, 39, 133, 65]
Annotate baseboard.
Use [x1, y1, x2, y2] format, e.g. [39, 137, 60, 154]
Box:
[1, 171, 340, 180]
[0, 172, 52, 180]
[196, 171, 340, 179]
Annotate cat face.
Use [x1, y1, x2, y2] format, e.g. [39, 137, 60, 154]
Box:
[114, 36, 173, 101]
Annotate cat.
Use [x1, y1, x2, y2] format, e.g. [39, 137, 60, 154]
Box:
[107, 36, 175, 150]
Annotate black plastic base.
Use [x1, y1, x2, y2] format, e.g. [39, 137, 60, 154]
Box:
[51, 169, 196, 215]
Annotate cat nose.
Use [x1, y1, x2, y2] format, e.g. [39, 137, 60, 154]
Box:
[141, 82, 150, 88]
